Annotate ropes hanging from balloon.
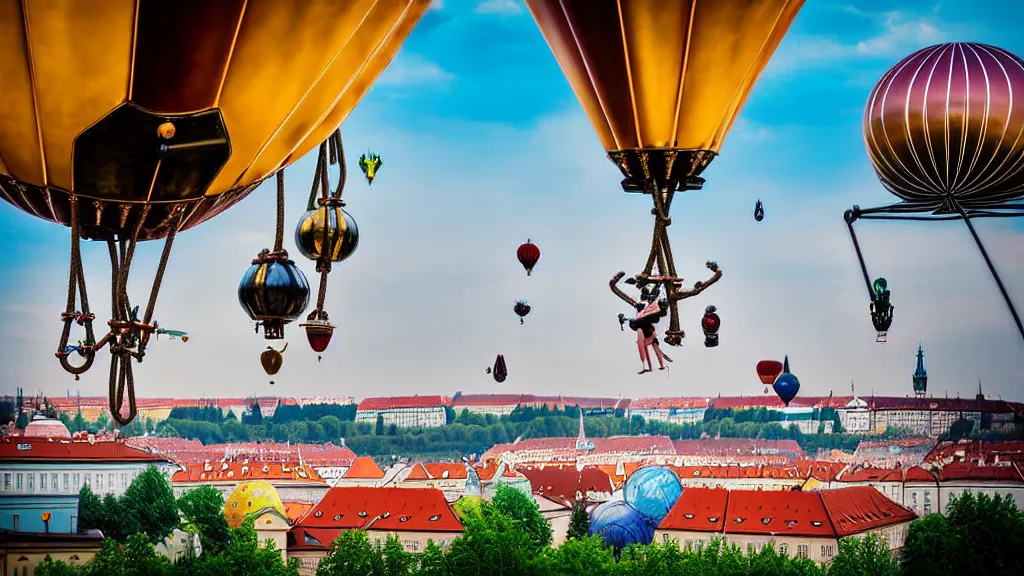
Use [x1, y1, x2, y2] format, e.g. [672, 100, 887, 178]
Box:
[296, 129, 360, 363]
[238, 171, 311, 381]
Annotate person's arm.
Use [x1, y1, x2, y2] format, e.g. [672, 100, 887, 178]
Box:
[670, 261, 722, 302]
[610, 272, 640, 308]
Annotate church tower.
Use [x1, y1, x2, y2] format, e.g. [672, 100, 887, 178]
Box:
[912, 344, 928, 397]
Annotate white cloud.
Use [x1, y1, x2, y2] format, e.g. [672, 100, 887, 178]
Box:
[375, 54, 454, 88]
[475, 0, 523, 16]
[765, 7, 969, 79]
[2, 108, 1022, 405]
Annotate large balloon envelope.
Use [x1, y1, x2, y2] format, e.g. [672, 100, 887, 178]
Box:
[517, 241, 541, 276]
[623, 467, 683, 527]
[756, 360, 784, 386]
[772, 355, 800, 406]
[525, 0, 804, 346]
[589, 500, 655, 549]
[0, 0, 431, 424]
[846, 42, 1024, 343]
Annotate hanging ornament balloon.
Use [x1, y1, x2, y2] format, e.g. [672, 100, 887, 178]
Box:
[358, 151, 383, 185]
[701, 305, 720, 348]
[756, 360, 784, 395]
[517, 240, 541, 276]
[514, 301, 532, 325]
[754, 200, 765, 222]
[261, 342, 288, 382]
[296, 130, 360, 363]
[238, 172, 310, 379]
[772, 355, 801, 407]
[487, 354, 508, 383]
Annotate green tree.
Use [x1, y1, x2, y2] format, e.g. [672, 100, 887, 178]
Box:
[566, 501, 589, 541]
[375, 414, 385, 436]
[77, 485, 105, 534]
[121, 466, 179, 545]
[177, 485, 232, 556]
[320, 415, 342, 440]
[380, 535, 414, 576]
[491, 484, 551, 549]
[944, 491, 1024, 575]
[35, 556, 83, 576]
[445, 501, 545, 576]
[177, 518, 299, 576]
[81, 533, 174, 576]
[537, 535, 616, 576]
[900, 513, 954, 576]
[417, 540, 449, 576]
[14, 410, 28, 429]
[827, 533, 900, 576]
[316, 530, 383, 575]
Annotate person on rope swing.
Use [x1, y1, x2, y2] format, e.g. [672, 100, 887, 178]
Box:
[611, 261, 722, 374]
[616, 277, 673, 374]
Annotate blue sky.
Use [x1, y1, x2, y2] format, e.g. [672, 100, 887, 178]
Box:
[2, 0, 1023, 404]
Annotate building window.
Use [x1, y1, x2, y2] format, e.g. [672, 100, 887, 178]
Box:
[16, 473, 23, 491]
[747, 543, 756, 556]
[122, 473, 128, 488]
[51, 474, 58, 493]
[924, 491, 932, 514]
[27, 474, 34, 493]
[685, 539, 694, 550]
[2, 473, 10, 491]
[12, 514, 19, 531]
[821, 545, 834, 558]
[84, 474, 91, 487]
[662, 533, 669, 544]
[96, 475, 104, 491]
[41, 474, 47, 491]
[779, 543, 789, 556]
[73, 474, 81, 491]
[64, 474, 70, 492]
[912, 492, 918, 509]
[797, 545, 809, 558]
[697, 540, 705, 551]
[108, 473, 115, 490]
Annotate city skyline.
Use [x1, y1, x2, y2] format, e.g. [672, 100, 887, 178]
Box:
[2, 0, 1024, 403]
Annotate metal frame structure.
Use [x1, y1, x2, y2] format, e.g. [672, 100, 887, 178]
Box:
[844, 199, 1024, 343]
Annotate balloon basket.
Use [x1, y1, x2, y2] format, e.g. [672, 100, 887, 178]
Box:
[301, 321, 335, 353]
[875, 331, 887, 343]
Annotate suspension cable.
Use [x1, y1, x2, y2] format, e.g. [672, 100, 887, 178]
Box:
[955, 203, 1024, 343]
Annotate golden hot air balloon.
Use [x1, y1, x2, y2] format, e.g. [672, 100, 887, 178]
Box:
[223, 480, 287, 529]
[0, 0, 430, 424]
[525, 0, 804, 346]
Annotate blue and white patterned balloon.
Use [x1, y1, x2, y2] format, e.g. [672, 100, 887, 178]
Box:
[624, 466, 683, 526]
[588, 500, 655, 549]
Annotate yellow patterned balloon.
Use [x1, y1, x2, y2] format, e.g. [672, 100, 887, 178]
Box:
[223, 480, 287, 529]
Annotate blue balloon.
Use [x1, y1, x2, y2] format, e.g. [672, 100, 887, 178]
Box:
[588, 501, 654, 549]
[623, 467, 683, 526]
[773, 356, 800, 405]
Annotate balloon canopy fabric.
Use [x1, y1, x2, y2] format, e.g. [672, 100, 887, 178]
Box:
[623, 466, 683, 526]
[517, 241, 541, 275]
[223, 480, 287, 529]
[756, 360, 784, 385]
[524, 0, 804, 185]
[0, 0, 430, 241]
[773, 355, 800, 406]
[589, 500, 655, 549]
[865, 43, 1024, 210]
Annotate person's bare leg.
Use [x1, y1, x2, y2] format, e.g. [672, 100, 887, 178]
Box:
[653, 340, 672, 364]
[635, 330, 652, 374]
[650, 336, 667, 370]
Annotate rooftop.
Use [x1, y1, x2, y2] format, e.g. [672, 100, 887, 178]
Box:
[357, 396, 449, 411]
[292, 487, 463, 539]
[0, 437, 171, 463]
[172, 461, 325, 484]
[342, 456, 386, 479]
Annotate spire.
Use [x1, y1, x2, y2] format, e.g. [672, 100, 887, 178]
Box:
[976, 378, 985, 402]
[912, 343, 928, 397]
[575, 409, 594, 451]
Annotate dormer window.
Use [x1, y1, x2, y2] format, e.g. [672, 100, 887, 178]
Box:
[304, 533, 322, 546]
[442, 471, 450, 479]
[429, 515, 440, 521]
[262, 465, 270, 474]
[358, 511, 368, 518]
[334, 514, 342, 521]
[708, 517, 719, 523]
[399, 516, 411, 523]
[733, 517, 745, 524]
[810, 521, 823, 527]
[761, 517, 772, 525]
[298, 469, 308, 478]
[785, 520, 798, 527]
[683, 514, 694, 520]
[382, 512, 391, 518]
[314, 511, 323, 518]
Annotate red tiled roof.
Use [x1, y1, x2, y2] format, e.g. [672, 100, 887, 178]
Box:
[630, 397, 709, 410]
[172, 461, 325, 484]
[404, 463, 431, 480]
[659, 486, 916, 538]
[820, 486, 917, 537]
[343, 456, 385, 479]
[659, 488, 729, 531]
[672, 439, 805, 458]
[904, 466, 938, 482]
[865, 396, 1019, 413]
[519, 464, 615, 505]
[124, 439, 356, 468]
[420, 463, 468, 480]
[924, 440, 1024, 465]
[836, 466, 906, 483]
[451, 394, 526, 407]
[294, 487, 463, 535]
[0, 438, 170, 463]
[937, 463, 1024, 483]
[283, 501, 314, 523]
[357, 396, 448, 411]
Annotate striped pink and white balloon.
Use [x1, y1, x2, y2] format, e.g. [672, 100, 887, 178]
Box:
[864, 43, 1024, 209]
